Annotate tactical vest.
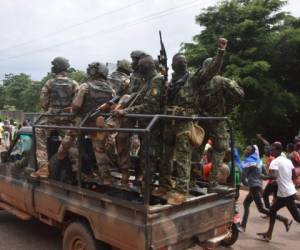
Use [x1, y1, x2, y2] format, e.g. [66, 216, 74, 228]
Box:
[168, 73, 195, 111]
[197, 76, 225, 116]
[49, 77, 74, 109]
[81, 80, 114, 115]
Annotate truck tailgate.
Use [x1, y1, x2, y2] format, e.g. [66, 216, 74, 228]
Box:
[150, 194, 234, 249]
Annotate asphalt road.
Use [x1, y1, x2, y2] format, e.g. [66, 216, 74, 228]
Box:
[0, 190, 299, 250]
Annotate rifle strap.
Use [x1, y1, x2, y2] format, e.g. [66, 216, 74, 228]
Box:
[126, 80, 148, 109]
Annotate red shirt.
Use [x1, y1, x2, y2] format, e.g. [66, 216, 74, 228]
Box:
[202, 163, 212, 181]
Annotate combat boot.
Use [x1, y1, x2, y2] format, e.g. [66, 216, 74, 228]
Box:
[167, 191, 186, 205]
[152, 186, 169, 197]
[30, 164, 49, 178]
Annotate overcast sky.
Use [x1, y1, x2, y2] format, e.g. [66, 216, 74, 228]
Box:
[0, 0, 299, 81]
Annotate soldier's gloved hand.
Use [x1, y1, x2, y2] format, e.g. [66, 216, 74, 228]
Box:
[218, 38, 228, 50]
[112, 109, 125, 117]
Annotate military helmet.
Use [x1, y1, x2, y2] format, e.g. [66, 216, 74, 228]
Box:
[202, 57, 213, 70]
[130, 50, 147, 60]
[51, 57, 70, 73]
[87, 62, 108, 79]
[117, 59, 132, 74]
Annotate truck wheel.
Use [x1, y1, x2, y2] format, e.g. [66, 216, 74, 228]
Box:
[63, 221, 111, 250]
[221, 223, 239, 247]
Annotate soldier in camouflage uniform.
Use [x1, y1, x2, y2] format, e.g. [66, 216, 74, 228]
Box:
[72, 62, 115, 183]
[112, 55, 163, 186]
[108, 59, 132, 96]
[195, 73, 244, 185]
[129, 50, 147, 93]
[152, 38, 227, 205]
[31, 57, 79, 178]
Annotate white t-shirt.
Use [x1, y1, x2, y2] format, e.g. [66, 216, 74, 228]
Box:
[269, 156, 296, 197]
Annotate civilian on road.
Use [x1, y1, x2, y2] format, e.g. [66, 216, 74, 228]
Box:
[258, 142, 299, 242]
[239, 145, 290, 232]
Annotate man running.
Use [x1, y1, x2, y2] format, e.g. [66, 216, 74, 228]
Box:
[258, 142, 299, 241]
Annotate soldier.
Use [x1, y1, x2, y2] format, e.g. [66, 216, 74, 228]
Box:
[129, 50, 147, 93]
[72, 62, 115, 183]
[31, 57, 79, 178]
[109, 59, 132, 96]
[152, 38, 227, 205]
[196, 74, 244, 186]
[112, 55, 163, 187]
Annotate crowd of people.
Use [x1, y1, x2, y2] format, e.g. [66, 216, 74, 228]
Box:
[228, 133, 300, 242]
[0, 119, 22, 149]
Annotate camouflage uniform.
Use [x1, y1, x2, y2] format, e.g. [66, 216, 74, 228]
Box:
[108, 59, 132, 96]
[195, 75, 244, 183]
[32, 68, 79, 178]
[129, 50, 147, 93]
[155, 42, 226, 202]
[72, 62, 115, 181]
[109, 55, 163, 185]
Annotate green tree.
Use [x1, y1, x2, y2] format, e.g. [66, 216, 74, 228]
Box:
[182, 0, 300, 144]
[3, 73, 32, 110]
[0, 86, 5, 109]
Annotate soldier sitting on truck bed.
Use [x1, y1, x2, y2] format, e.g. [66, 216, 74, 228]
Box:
[72, 62, 115, 184]
[31, 57, 79, 179]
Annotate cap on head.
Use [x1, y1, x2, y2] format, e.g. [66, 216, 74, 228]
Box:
[51, 57, 70, 73]
[87, 62, 108, 79]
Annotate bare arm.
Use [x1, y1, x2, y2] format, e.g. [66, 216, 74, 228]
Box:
[256, 134, 270, 146]
[72, 83, 88, 113]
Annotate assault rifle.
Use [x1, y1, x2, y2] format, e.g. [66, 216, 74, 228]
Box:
[89, 93, 138, 120]
[88, 95, 120, 120]
[157, 30, 168, 111]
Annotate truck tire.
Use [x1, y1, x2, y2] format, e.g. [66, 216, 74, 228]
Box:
[221, 223, 239, 247]
[63, 221, 111, 250]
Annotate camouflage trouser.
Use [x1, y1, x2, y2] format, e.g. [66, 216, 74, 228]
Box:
[159, 121, 193, 194]
[107, 117, 132, 170]
[35, 117, 78, 172]
[192, 121, 229, 184]
[90, 132, 113, 177]
[107, 116, 160, 175]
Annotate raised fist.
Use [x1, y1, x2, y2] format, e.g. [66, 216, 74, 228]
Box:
[218, 38, 228, 50]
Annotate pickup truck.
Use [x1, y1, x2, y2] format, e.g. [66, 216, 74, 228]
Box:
[0, 114, 237, 250]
